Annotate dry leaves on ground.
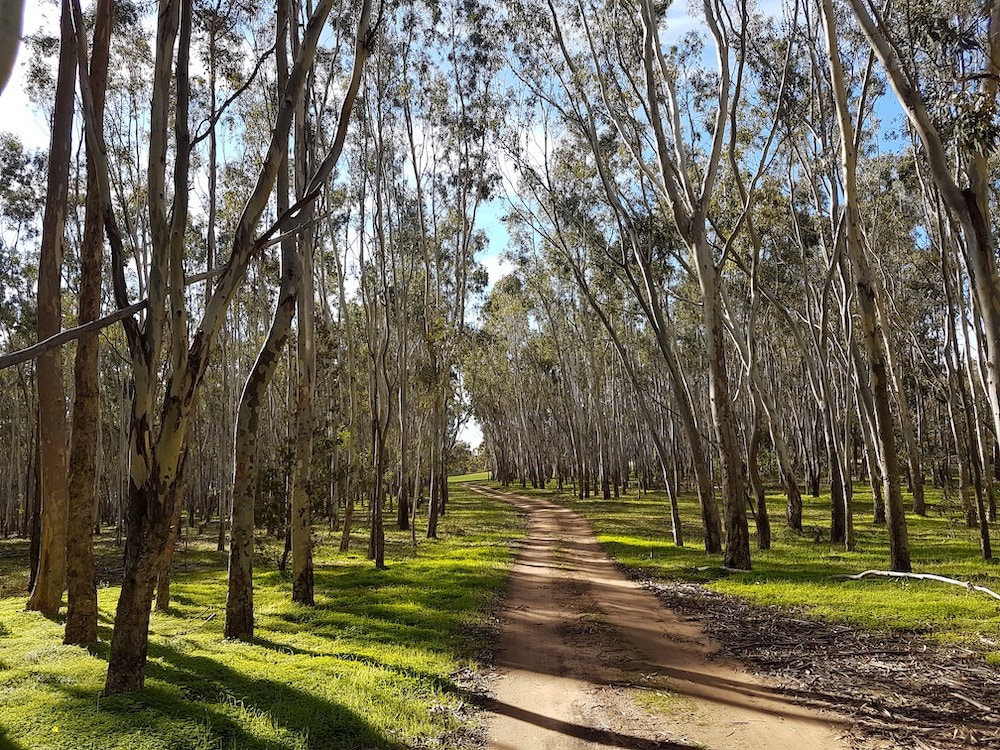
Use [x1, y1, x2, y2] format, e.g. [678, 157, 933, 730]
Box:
[644, 579, 1000, 749]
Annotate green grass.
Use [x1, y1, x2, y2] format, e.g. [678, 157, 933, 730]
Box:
[447, 471, 490, 484]
[0, 486, 523, 750]
[500, 481, 1000, 651]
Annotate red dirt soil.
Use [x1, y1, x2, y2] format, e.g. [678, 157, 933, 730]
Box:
[471, 485, 855, 750]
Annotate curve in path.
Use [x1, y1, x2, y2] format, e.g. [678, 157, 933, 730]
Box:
[471, 485, 854, 750]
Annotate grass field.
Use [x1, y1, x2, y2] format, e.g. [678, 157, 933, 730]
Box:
[489, 479, 1000, 657]
[0, 486, 522, 750]
[5, 474, 997, 749]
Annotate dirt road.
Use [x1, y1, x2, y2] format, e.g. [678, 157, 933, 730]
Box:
[471, 485, 853, 750]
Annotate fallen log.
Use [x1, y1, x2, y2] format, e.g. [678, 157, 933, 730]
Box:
[832, 570, 1000, 602]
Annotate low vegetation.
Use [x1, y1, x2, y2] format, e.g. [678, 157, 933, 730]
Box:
[491, 480, 1000, 657]
[0, 487, 521, 750]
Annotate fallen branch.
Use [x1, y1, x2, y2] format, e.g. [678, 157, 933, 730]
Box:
[832, 570, 1000, 602]
[951, 691, 992, 713]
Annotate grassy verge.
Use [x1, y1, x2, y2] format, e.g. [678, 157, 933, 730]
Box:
[0, 485, 521, 750]
[447, 472, 490, 484]
[498, 481, 1000, 655]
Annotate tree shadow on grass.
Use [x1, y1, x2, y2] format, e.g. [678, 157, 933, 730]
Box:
[4, 634, 410, 750]
[251, 634, 470, 699]
[0, 728, 27, 750]
[89, 640, 410, 750]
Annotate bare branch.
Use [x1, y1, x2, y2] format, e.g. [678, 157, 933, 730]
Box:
[0, 302, 146, 371]
[0, 264, 229, 371]
[190, 42, 278, 147]
[833, 570, 1000, 602]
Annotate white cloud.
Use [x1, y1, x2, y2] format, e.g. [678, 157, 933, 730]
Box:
[480, 248, 515, 290]
[458, 418, 483, 450]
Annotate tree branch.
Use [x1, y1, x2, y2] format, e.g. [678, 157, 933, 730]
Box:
[0, 264, 229, 371]
[0, 301, 146, 370]
[833, 569, 1000, 602]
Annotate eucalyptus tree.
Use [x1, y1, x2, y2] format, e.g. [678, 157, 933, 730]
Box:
[909, 150, 995, 558]
[328, 215, 362, 553]
[355, 39, 405, 569]
[64, 0, 114, 645]
[767, 1, 875, 546]
[705, 9, 804, 537]
[940, 222, 994, 558]
[63, 0, 375, 691]
[287, 0, 324, 607]
[226, 0, 371, 636]
[225, 0, 300, 637]
[27, 0, 75, 615]
[859, 152, 937, 515]
[817, 0, 910, 570]
[846, 0, 1000, 464]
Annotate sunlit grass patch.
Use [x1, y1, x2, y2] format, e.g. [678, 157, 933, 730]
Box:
[0, 486, 522, 749]
[629, 684, 696, 717]
[447, 471, 490, 483]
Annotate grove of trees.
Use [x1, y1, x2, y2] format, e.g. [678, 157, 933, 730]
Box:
[0, 0, 998, 695]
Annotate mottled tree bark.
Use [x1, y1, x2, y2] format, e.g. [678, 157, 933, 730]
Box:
[65, 0, 112, 646]
[27, 0, 76, 615]
[290, 241, 316, 603]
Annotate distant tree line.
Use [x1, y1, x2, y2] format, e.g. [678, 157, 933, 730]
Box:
[466, 0, 1000, 574]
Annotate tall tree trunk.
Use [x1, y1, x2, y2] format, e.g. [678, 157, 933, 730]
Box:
[427, 392, 443, 539]
[226, 284, 295, 638]
[822, 0, 911, 572]
[700, 259, 751, 570]
[879, 301, 924, 515]
[27, 422, 40, 590]
[821, 0, 910, 571]
[289, 22, 315, 602]
[290, 238, 316, 604]
[65, 0, 112, 645]
[748, 419, 771, 551]
[156, 484, 184, 610]
[396, 317, 411, 532]
[105, 473, 186, 693]
[225, 0, 296, 637]
[28, 0, 76, 615]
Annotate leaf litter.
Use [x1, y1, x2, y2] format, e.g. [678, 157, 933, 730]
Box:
[642, 579, 1000, 749]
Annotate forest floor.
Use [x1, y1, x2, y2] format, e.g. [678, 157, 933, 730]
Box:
[0, 485, 521, 750]
[469, 484, 1000, 750]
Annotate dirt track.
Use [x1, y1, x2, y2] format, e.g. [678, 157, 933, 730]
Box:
[471, 485, 853, 750]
